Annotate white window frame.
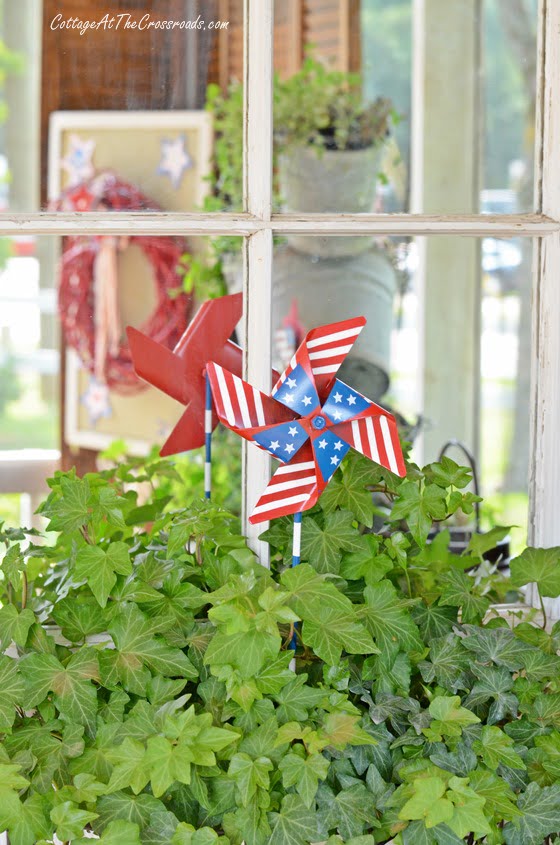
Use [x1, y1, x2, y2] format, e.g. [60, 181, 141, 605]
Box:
[1, 0, 559, 585]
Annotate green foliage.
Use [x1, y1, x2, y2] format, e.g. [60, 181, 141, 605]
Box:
[274, 55, 394, 152]
[0, 450, 559, 843]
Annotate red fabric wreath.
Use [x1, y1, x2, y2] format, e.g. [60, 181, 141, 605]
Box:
[54, 172, 191, 394]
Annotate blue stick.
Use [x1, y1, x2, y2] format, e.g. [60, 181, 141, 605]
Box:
[290, 511, 303, 664]
[204, 371, 212, 499]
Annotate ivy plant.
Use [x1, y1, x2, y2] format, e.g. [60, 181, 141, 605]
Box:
[0, 450, 560, 844]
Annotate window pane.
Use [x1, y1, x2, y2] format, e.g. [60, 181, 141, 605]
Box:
[0, 233, 243, 525]
[1, 0, 240, 211]
[273, 0, 537, 214]
[272, 233, 530, 550]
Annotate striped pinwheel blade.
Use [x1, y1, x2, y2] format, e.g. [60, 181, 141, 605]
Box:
[330, 401, 406, 477]
[249, 443, 325, 524]
[206, 362, 299, 457]
[272, 316, 366, 401]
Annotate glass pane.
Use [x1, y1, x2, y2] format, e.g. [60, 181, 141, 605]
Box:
[272, 233, 530, 551]
[273, 0, 538, 214]
[0, 233, 243, 526]
[0, 0, 241, 211]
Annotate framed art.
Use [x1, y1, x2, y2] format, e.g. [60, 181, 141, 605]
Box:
[48, 110, 212, 454]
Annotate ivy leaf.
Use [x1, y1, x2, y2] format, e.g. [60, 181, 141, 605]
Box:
[319, 457, 378, 527]
[95, 791, 165, 832]
[171, 822, 223, 845]
[425, 457, 473, 490]
[503, 783, 560, 845]
[468, 769, 522, 821]
[105, 737, 149, 794]
[316, 783, 378, 839]
[510, 547, 560, 597]
[438, 569, 490, 623]
[412, 603, 457, 642]
[418, 634, 471, 693]
[390, 482, 448, 546]
[526, 693, 560, 728]
[51, 596, 108, 643]
[460, 625, 528, 671]
[445, 776, 491, 839]
[362, 580, 423, 653]
[399, 776, 454, 829]
[279, 751, 329, 807]
[0, 656, 25, 733]
[204, 628, 279, 677]
[268, 794, 318, 845]
[463, 663, 518, 725]
[423, 696, 480, 742]
[465, 526, 511, 559]
[534, 732, 560, 779]
[1, 543, 25, 588]
[0, 605, 35, 650]
[0, 763, 29, 829]
[79, 820, 142, 844]
[300, 511, 365, 575]
[6, 793, 51, 845]
[20, 649, 99, 735]
[273, 675, 328, 722]
[429, 742, 477, 777]
[228, 752, 273, 805]
[302, 605, 377, 665]
[100, 604, 197, 694]
[50, 801, 98, 841]
[75, 541, 132, 608]
[43, 475, 91, 533]
[473, 726, 525, 770]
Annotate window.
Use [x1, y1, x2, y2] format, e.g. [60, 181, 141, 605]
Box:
[0, 1, 558, 616]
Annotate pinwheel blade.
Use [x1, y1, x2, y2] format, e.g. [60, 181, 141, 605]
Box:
[249, 443, 325, 524]
[127, 327, 193, 407]
[272, 316, 366, 399]
[207, 362, 296, 449]
[331, 403, 406, 477]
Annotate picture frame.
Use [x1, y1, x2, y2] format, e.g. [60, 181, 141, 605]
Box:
[48, 110, 213, 455]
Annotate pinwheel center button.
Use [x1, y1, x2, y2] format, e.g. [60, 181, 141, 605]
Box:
[311, 415, 327, 430]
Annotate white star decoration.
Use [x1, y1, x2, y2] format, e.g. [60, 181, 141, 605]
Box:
[330, 455, 340, 466]
[80, 376, 112, 426]
[270, 440, 280, 451]
[332, 410, 343, 421]
[302, 396, 313, 406]
[286, 377, 297, 389]
[157, 135, 193, 189]
[318, 439, 328, 449]
[334, 441, 344, 451]
[282, 393, 295, 405]
[285, 443, 295, 454]
[60, 134, 96, 187]
[347, 395, 357, 405]
[333, 392, 343, 403]
[288, 426, 298, 437]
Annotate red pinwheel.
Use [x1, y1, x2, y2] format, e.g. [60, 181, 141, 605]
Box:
[207, 316, 406, 524]
[127, 293, 246, 455]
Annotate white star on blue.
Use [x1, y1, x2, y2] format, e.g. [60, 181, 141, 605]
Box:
[273, 364, 320, 415]
[252, 420, 308, 462]
[314, 429, 350, 482]
[322, 379, 371, 424]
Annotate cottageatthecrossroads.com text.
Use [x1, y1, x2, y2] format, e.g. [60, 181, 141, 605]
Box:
[50, 13, 230, 35]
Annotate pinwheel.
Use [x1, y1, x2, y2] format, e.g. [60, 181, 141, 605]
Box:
[207, 315, 406, 523]
[127, 293, 244, 499]
[127, 292, 279, 498]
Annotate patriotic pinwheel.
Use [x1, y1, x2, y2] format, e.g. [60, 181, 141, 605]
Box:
[207, 316, 406, 524]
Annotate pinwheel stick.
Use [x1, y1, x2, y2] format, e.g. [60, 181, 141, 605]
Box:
[204, 371, 212, 500]
[290, 511, 303, 669]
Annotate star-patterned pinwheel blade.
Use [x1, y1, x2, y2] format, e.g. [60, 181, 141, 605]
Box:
[272, 315, 366, 400]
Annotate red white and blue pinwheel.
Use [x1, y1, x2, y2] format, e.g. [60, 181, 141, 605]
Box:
[207, 315, 406, 524]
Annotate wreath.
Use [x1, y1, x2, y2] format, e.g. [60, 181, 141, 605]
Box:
[53, 171, 191, 394]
